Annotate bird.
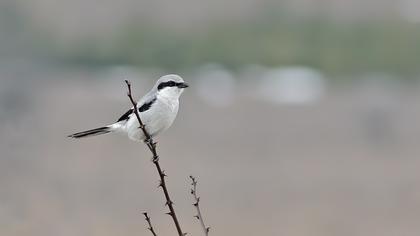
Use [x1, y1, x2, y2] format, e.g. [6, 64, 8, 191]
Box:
[68, 74, 189, 141]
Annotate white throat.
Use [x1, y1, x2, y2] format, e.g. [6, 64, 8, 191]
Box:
[157, 88, 181, 113]
[158, 87, 183, 100]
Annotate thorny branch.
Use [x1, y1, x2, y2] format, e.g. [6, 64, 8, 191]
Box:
[125, 80, 185, 236]
[190, 176, 210, 236]
[143, 212, 158, 236]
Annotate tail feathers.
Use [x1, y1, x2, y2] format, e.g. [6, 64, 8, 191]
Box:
[68, 126, 111, 139]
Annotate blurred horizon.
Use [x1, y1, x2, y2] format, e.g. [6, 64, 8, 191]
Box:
[2, 0, 420, 77]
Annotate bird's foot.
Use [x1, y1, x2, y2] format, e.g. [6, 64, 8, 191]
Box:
[152, 155, 159, 162]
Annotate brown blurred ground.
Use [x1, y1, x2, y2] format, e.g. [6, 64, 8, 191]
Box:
[1, 67, 420, 236]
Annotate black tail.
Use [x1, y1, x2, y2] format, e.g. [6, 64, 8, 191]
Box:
[68, 126, 111, 139]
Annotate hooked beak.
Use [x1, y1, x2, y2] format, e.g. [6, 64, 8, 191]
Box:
[177, 82, 189, 88]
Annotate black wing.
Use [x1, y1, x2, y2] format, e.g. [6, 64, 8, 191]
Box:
[117, 108, 133, 122]
[116, 98, 157, 122]
[139, 98, 156, 112]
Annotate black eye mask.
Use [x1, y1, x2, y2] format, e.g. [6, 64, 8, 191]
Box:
[157, 81, 188, 90]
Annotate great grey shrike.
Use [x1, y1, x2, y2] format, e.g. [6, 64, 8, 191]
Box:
[68, 74, 188, 141]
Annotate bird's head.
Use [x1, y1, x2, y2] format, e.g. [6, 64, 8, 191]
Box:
[155, 74, 189, 99]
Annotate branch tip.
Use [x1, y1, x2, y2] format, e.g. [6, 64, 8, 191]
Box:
[189, 175, 209, 236]
[142, 212, 157, 236]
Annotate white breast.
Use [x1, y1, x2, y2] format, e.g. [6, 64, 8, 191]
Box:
[125, 96, 179, 141]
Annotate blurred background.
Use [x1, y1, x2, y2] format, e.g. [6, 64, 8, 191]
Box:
[1, 0, 420, 235]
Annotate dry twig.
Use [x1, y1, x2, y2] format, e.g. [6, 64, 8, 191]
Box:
[125, 80, 185, 236]
[143, 212, 158, 236]
[190, 176, 210, 236]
